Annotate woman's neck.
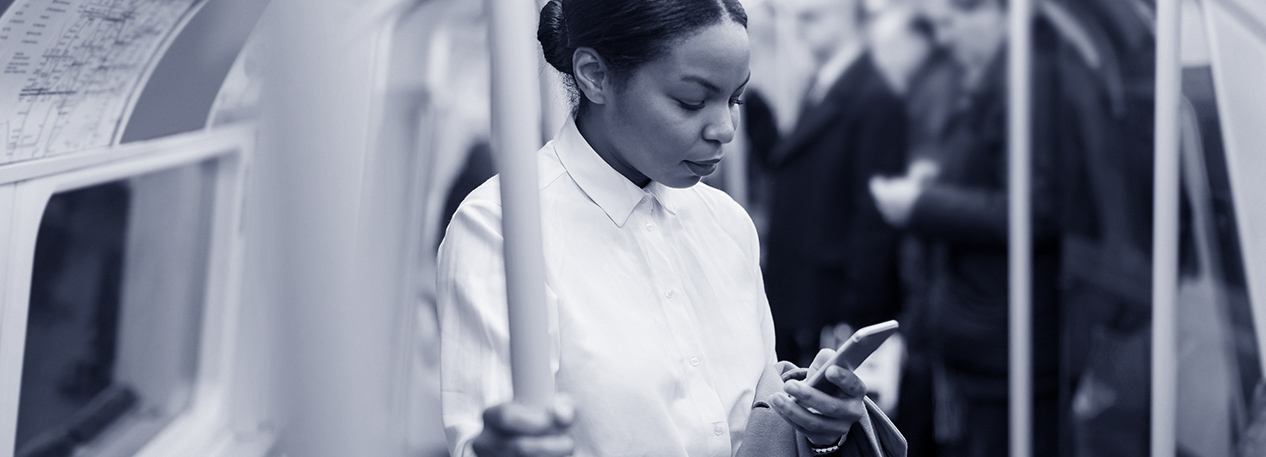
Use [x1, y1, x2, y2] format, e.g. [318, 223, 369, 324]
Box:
[575, 109, 651, 188]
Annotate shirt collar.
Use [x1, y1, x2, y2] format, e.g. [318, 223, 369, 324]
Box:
[645, 181, 678, 216]
[554, 116, 676, 227]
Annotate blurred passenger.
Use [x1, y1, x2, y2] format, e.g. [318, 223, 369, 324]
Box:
[759, 0, 909, 367]
[437, 0, 904, 456]
[736, 0, 788, 238]
[868, 5, 962, 457]
[867, 4, 961, 162]
[868, 0, 1124, 454]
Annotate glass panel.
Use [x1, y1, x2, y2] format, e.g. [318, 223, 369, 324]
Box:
[1182, 62, 1262, 453]
[18, 182, 134, 456]
[16, 161, 215, 456]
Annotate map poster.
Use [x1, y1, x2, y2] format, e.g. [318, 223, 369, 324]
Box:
[0, 0, 201, 165]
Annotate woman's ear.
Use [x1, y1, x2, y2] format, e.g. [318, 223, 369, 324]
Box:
[572, 47, 609, 106]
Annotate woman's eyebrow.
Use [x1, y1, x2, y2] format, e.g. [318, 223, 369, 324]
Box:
[680, 75, 722, 93]
[681, 73, 753, 94]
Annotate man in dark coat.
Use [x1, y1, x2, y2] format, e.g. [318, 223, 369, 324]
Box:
[869, 0, 1124, 455]
[758, 0, 909, 367]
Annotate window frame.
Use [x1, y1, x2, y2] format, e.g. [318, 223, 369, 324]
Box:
[0, 125, 254, 457]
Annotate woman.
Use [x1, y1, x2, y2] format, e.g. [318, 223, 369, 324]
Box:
[438, 1, 902, 455]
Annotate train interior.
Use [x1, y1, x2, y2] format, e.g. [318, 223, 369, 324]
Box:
[0, 0, 1263, 456]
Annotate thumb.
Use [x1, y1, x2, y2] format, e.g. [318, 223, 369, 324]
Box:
[550, 394, 576, 428]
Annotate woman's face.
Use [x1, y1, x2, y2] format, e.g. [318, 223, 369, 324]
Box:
[602, 22, 750, 189]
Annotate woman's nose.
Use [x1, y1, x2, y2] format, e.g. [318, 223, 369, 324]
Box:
[703, 107, 737, 144]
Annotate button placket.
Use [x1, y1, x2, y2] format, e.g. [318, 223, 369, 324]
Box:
[635, 200, 731, 453]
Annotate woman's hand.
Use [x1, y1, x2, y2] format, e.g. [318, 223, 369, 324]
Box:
[769, 349, 868, 447]
[471, 396, 576, 457]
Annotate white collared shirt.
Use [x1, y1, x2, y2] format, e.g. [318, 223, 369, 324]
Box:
[438, 117, 777, 457]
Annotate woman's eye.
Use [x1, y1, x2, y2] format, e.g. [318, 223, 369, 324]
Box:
[729, 98, 745, 107]
[677, 100, 706, 111]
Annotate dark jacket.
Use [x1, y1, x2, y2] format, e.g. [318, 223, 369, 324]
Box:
[906, 20, 1118, 398]
[760, 54, 909, 359]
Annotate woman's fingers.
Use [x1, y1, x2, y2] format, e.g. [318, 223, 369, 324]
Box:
[476, 397, 576, 456]
[823, 365, 868, 399]
[771, 365, 868, 445]
[769, 392, 855, 444]
[483, 402, 555, 435]
[549, 395, 577, 429]
[511, 435, 576, 456]
[808, 348, 835, 372]
[472, 433, 575, 457]
[786, 375, 866, 420]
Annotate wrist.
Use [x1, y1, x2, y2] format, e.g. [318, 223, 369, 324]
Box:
[807, 434, 844, 455]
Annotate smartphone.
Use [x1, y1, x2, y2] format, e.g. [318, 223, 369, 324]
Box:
[803, 320, 899, 396]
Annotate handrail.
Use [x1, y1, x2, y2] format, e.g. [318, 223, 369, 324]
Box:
[1151, 0, 1183, 456]
[1007, 0, 1034, 455]
[486, 0, 553, 408]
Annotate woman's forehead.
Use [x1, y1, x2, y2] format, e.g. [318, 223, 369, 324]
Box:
[644, 22, 750, 91]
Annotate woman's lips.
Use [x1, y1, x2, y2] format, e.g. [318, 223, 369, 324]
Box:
[685, 158, 721, 176]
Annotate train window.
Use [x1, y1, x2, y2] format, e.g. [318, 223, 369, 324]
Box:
[1183, 63, 1262, 438]
[15, 162, 216, 456]
[17, 181, 134, 456]
[1171, 3, 1263, 452]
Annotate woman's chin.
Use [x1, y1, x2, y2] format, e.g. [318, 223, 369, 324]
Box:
[661, 175, 704, 189]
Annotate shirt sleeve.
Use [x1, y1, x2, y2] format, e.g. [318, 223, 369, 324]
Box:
[751, 216, 779, 366]
[436, 196, 514, 457]
[718, 188, 779, 366]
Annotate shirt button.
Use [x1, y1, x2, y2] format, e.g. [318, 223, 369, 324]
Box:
[690, 357, 700, 367]
[714, 425, 725, 435]
[645, 222, 655, 231]
[665, 289, 674, 299]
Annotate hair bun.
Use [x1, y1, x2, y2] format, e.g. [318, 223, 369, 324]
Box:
[537, 0, 573, 74]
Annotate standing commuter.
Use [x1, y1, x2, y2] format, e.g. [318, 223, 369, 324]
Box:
[869, 0, 1123, 455]
[437, 1, 907, 456]
[760, 0, 910, 367]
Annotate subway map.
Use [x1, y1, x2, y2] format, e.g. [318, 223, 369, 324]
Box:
[0, 0, 201, 165]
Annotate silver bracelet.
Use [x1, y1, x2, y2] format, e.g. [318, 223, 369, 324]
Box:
[809, 435, 844, 455]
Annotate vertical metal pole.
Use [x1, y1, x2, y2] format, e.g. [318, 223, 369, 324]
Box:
[487, 0, 554, 408]
[1151, 0, 1183, 455]
[1007, 0, 1034, 455]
